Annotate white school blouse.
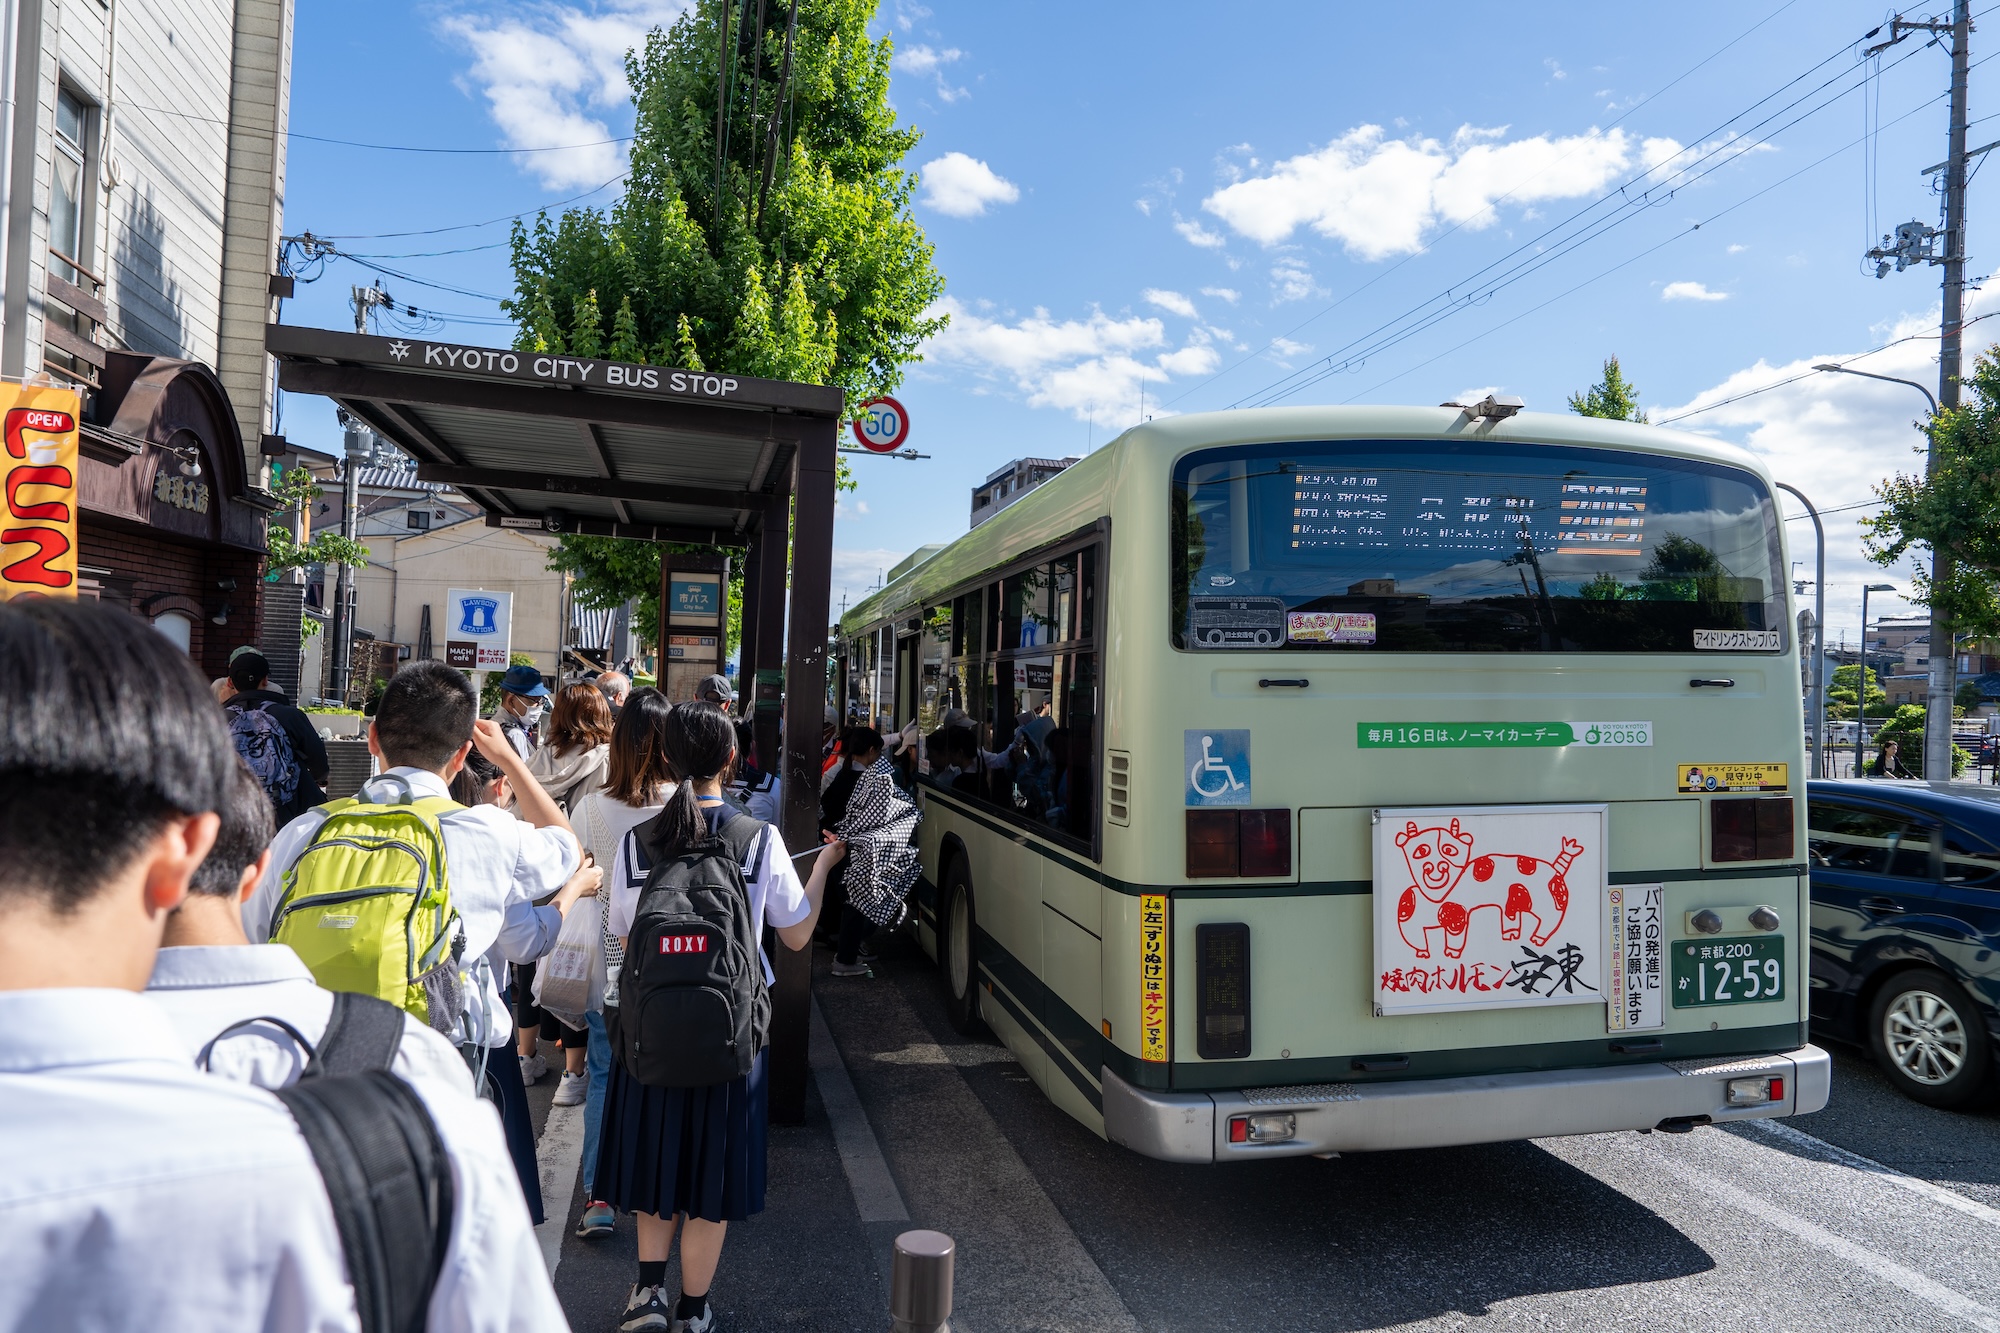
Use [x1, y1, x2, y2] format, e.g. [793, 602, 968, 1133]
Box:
[607, 808, 811, 985]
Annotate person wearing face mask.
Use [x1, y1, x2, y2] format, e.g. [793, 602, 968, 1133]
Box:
[492, 663, 550, 760]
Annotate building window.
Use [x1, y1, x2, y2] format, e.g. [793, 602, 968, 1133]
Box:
[406, 508, 432, 530]
[50, 87, 91, 270]
[151, 610, 193, 653]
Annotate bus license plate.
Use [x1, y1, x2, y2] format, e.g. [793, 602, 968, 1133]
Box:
[1672, 937, 1785, 1008]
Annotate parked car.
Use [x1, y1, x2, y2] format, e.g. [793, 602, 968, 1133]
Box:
[1807, 779, 2000, 1107]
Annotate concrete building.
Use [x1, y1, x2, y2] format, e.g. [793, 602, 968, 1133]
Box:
[970, 455, 1080, 528]
[349, 517, 566, 679]
[2, 0, 294, 674]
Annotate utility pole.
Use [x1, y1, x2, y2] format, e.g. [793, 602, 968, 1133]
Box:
[350, 282, 392, 336]
[330, 414, 371, 703]
[1862, 0, 1973, 780]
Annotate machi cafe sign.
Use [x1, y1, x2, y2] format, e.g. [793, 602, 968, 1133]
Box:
[0, 384, 81, 599]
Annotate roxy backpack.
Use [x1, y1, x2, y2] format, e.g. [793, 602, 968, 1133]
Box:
[619, 808, 771, 1088]
[227, 700, 303, 809]
[270, 775, 467, 1036]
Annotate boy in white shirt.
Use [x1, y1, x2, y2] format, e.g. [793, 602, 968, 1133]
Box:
[149, 759, 572, 1330]
[242, 660, 587, 1222]
[0, 598, 371, 1329]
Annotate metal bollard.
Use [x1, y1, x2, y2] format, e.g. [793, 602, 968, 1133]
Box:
[889, 1229, 954, 1332]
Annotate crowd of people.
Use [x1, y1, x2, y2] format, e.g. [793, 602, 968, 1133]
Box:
[0, 599, 935, 1333]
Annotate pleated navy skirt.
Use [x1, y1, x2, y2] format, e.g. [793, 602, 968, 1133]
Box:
[592, 1047, 769, 1223]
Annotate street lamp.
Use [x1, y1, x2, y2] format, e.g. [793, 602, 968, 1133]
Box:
[1777, 483, 1826, 777]
[1812, 362, 1940, 416]
[1814, 362, 1953, 779]
[1858, 583, 1898, 779]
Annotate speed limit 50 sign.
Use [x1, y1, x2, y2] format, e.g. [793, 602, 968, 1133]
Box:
[851, 396, 910, 453]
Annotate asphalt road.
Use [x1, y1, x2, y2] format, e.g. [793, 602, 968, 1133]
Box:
[536, 931, 2000, 1333]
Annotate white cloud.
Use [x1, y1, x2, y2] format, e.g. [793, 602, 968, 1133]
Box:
[440, 0, 689, 191]
[892, 43, 960, 76]
[1270, 337, 1312, 358]
[1653, 293, 2000, 644]
[1727, 243, 1750, 254]
[831, 547, 910, 613]
[1545, 58, 1567, 81]
[919, 152, 1019, 217]
[1662, 280, 1729, 302]
[892, 0, 930, 31]
[925, 296, 1221, 422]
[892, 40, 968, 101]
[1201, 286, 1240, 304]
[1270, 258, 1322, 304]
[1173, 213, 1227, 249]
[1143, 288, 1198, 318]
[1201, 123, 1679, 260]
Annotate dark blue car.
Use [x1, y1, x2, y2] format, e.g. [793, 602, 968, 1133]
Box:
[1807, 779, 2000, 1108]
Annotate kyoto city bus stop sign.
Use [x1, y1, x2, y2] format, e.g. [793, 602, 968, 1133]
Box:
[265, 322, 843, 1122]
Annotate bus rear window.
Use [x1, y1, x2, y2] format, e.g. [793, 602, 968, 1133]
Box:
[1171, 439, 1785, 654]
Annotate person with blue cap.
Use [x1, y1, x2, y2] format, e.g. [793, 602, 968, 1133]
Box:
[493, 662, 551, 760]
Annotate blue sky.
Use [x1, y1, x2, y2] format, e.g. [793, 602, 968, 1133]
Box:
[280, 0, 2000, 646]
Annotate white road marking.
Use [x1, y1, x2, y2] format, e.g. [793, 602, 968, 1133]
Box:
[533, 1097, 587, 1277]
[1734, 1117, 2000, 1233]
[810, 997, 911, 1224]
[1641, 1138, 2000, 1332]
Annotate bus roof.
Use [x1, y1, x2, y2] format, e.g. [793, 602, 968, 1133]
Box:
[838, 404, 1773, 635]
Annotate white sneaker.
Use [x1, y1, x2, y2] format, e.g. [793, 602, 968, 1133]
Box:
[671, 1298, 715, 1333]
[518, 1053, 548, 1084]
[553, 1070, 587, 1106]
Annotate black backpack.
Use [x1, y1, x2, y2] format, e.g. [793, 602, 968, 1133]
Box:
[199, 992, 453, 1333]
[620, 808, 771, 1088]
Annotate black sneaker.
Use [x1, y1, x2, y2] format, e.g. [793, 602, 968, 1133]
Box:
[619, 1285, 673, 1332]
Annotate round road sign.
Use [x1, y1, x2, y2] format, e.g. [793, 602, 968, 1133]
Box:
[852, 396, 911, 453]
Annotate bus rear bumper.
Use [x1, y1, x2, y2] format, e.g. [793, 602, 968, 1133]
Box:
[1101, 1045, 1832, 1163]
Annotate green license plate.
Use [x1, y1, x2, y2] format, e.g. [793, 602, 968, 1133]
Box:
[1671, 936, 1786, 1008]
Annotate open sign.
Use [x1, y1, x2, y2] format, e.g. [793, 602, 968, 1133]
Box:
[851, 396, 910, 453]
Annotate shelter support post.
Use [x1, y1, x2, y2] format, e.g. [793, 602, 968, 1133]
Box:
[772, 419, 837, 1124]
[738, 536, 763, 709]
[749, 494, 789, 775]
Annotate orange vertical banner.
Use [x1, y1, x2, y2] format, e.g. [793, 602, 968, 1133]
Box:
[0, 385, 82, 599]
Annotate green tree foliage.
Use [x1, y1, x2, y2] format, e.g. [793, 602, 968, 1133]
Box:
[265, 464, 367, 646]
[545, 537, 744, 653]
[508, 0, 938, 640]
[1865, 347, 2000, 636]
[1568, 355, 1648, 423]
[1875, 701, 1971, 777]
[1958, 679, 1988, 710]
[1825, 662, 1887, 721]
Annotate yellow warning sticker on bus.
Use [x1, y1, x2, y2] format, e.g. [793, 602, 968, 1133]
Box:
[1139, 893, 1168, 1063]
[1677, 763, 1788, 793]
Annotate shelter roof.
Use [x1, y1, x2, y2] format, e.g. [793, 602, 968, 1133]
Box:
[266, 325, 845, 545]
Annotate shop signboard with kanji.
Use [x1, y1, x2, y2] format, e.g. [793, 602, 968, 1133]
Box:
[0, 384, 81, 600]
[1372, 803, 1607, 1016]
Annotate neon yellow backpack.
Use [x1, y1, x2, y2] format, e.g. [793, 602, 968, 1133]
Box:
[270, 775, 467, 1034]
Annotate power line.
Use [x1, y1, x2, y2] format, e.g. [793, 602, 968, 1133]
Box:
[1162, 0, 1818, 409]
[1326, 88, 1973, 407]
[312, 173, 627, 240]
[1240, 33, 1956, 410]
[111, 99, 634, 154]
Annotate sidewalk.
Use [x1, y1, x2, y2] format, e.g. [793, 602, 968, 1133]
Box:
[526, 936, 1139, 1332]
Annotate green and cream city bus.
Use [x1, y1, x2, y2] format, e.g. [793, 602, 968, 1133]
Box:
[835, 402, 1829, 1162]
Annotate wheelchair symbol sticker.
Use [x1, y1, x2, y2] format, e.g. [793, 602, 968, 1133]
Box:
[1185, 729, 1251, 807]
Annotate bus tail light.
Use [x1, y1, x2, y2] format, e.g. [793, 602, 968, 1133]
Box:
[1184, 810, 1293, 879]
[1186, 811, 1239, 877]
[1196, 923, 1251, 1059]
[1227, 1112, 1296, 1144]
[1239, 809, 1292, 877]
[1711, 797, 1795, 862]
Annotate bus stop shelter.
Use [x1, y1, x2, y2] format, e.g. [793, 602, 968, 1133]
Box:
[266, 323, 842, 1121]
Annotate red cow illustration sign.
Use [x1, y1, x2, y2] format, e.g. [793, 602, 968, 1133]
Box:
[1373, 804, 1606, 1016]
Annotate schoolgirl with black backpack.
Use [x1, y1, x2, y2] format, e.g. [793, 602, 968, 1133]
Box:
[593, 701, 846, 1333]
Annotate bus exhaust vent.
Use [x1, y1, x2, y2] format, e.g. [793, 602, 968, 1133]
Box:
[1107, 750, 1131, 825]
